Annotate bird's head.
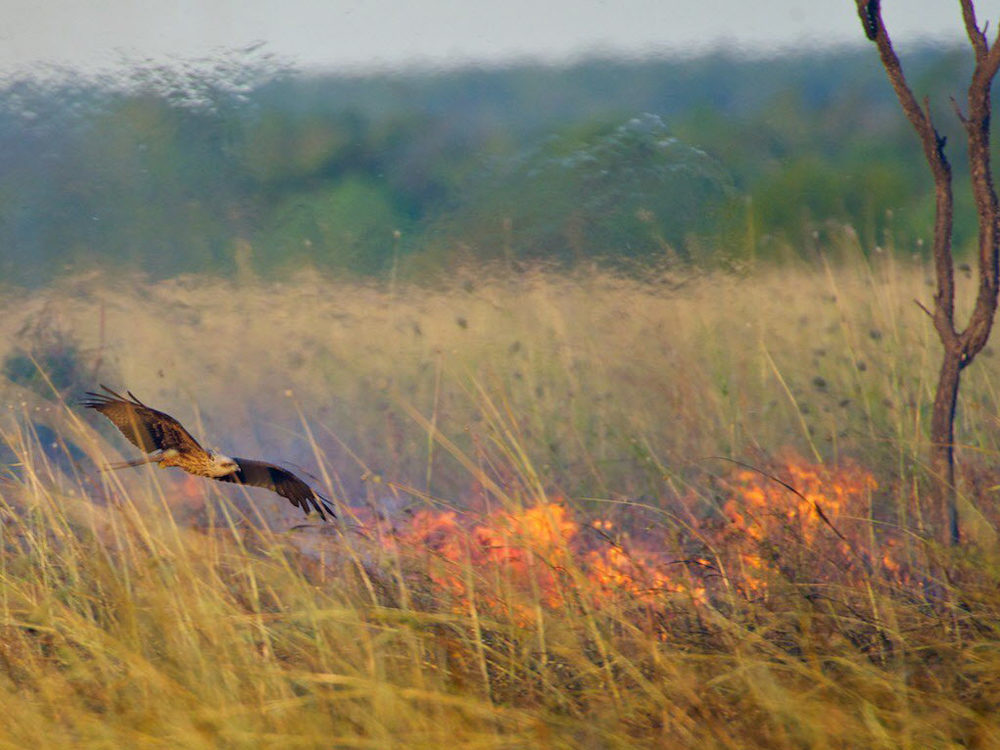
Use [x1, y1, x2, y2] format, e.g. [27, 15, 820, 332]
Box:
[208, 450, 240, 477]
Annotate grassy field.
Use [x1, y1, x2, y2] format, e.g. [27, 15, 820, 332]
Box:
[2, 254, 1000, 747]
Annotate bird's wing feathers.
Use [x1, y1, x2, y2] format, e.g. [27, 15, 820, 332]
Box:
[82, 384, 205, 455]
[217, 458, 335, 520]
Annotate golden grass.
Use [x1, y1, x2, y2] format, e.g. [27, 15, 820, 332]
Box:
[1, 255, 999, 747]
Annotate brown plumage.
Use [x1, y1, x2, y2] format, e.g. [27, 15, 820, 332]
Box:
[82, 385, 334, 520]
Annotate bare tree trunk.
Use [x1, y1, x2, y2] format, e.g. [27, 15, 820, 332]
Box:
[857, 0, 1000, 544]
[931, 353, 961, 544]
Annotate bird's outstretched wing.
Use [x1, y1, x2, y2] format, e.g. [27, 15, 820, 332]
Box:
[217, 458, 335, 520]
[81, 385, 205, 455]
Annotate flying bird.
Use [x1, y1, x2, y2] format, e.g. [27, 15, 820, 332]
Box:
[82, 385, 335, 520]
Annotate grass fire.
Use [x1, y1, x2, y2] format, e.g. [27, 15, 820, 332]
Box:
[1, 262, 1000, 747]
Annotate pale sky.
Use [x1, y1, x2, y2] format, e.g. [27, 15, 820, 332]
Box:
[1, 1, 999, 76]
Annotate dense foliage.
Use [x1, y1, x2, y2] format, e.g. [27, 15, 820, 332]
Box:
[0, 45, 979, 284]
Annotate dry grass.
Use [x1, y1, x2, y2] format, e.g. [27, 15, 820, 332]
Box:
[1, 254, 1000, 747]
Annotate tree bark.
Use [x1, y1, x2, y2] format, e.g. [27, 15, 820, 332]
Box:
[930, 351, 961, 544]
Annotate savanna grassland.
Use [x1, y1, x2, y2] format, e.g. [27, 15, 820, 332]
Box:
[2, 255, 1000, 748]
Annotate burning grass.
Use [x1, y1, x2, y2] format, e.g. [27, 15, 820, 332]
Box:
[1, 257, 1000, 746]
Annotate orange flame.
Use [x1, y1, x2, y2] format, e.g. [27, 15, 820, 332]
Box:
[384, 455, 901, 624]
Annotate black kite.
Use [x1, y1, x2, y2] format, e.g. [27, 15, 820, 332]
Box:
[83, 385, 334, 520]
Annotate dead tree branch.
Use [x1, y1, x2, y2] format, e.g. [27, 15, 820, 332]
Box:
[856, 0, 1000, 544]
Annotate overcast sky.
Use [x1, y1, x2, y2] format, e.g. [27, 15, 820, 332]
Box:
[2, 1, 1000, 76]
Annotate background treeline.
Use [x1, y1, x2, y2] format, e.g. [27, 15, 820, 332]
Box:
[0, 45, 979, 285]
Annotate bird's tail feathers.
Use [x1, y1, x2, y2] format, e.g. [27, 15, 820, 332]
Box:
[101, 456, 159, 472]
